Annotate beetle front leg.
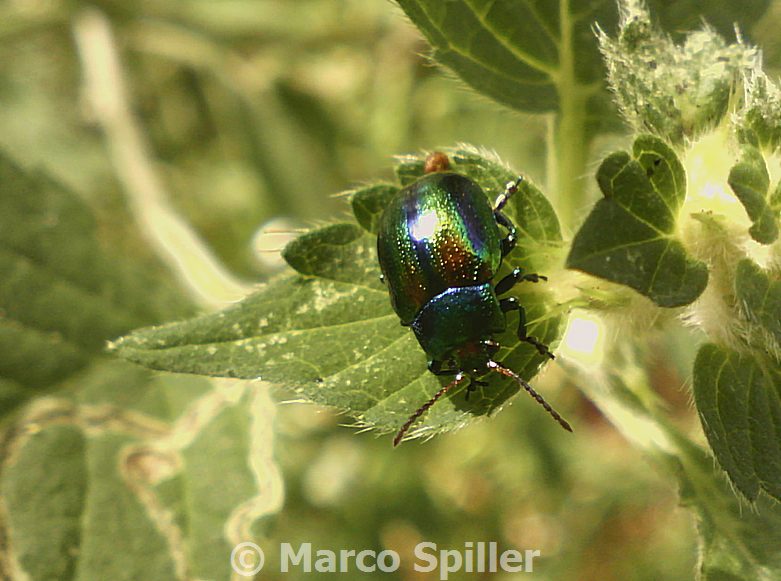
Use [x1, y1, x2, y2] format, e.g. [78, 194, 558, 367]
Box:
[495, 267, 547, 295]
[499, 297, 554, 360]
[494, 211, 518, 257]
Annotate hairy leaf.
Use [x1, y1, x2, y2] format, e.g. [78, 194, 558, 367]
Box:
[737, 71, 781, 150]
[396, 0, 587, 112]
[113, 149, 565, 439]
[693, 343, 781, 501]
[600, 4, 758, 142]
[728, 145, 778, 244]
[282, 223, 382, 286]
[567, 135, 708, 307]
[735, 259, 781, 347]
[674, 439, 781, 581]
[394, 0, 768, 123]
[570, 339, 781, 581]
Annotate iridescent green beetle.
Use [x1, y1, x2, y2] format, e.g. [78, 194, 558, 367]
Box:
[377, 153, 571, 445]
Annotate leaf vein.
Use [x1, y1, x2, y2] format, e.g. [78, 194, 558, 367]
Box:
[461, 0, 558, 77]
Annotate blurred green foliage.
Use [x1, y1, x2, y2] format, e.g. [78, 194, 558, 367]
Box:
[5, 1, 781, 580]
[0, 0, 552, 276]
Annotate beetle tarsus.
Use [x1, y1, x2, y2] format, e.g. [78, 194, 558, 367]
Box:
[495, 268, 547, 295]
[499, 298, 555, 360]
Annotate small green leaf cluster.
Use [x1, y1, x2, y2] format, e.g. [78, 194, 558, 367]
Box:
[599, 1, 757, 143]
[570, 3, 781, 507]
[738, 70, 781, 149]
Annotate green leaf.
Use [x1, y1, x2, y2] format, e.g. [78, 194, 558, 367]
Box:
[567, 134, 708, 307]
[394, 1, 768, 120]
[693, 343, 781, 501]
[0, 153, 190, 420]
[395, 155, 426, 187]
[674, 440, 781, 581]
[735, 259, 781, 346]
[570, 340, 781, 581]
[0, 362, 275, 581]
[350, 184, 399, 234]
[564, 338, 781, 581]
[393, 0, 617, 129]
[282, 222, 383, 287]
[396, 0, 573, 112]
[728, 145, 778, 244]
[113, 148, 565, 439]
[0, 150, 264, 581]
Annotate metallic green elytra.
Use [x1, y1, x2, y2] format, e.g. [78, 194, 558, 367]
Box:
[377, 172, 502, 324]
[377, 154, 572, 446]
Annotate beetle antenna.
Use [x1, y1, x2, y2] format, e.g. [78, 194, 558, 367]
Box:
[393, 373, 467, 447]
[488, 360, 572, 432]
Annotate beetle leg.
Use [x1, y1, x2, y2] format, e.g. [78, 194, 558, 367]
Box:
[499, 298, 555, 359]
[465, 377, 488, 401]
[494, 176, 526, 257]
[495, 267, 548, 295]
[499, 296, 518, 314]
[494, 210, 518, 257]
